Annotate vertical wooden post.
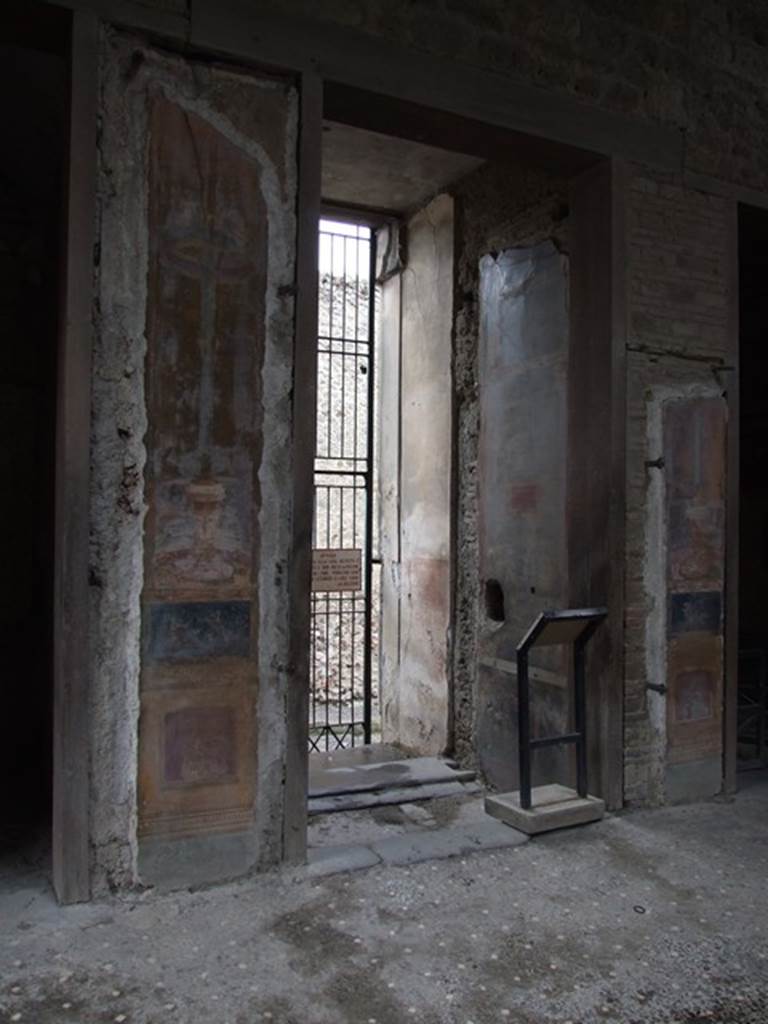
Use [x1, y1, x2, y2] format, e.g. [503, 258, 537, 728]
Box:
[283, 70, 322, 863]
[723, 202, 740, 795]
[567, 157, 627, 812]
[608, 158, 629, 810]
[52, 10, 98, 904]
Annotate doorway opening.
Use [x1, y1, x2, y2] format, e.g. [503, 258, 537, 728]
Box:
[737, 204, 768, 772]
[0, 5, 68, 890]
[309, 110, 480, 766]
[306, 113, 475, 807]
[304, 85, 608, 830]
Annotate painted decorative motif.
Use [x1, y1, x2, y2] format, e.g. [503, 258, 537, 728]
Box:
[138, 89, 274, 841]
[668, 591, 722, 635]
[163, 707, 238, 786]
[144, 95, 268, 604]
[146, 601, 251, 661]
[664, 396, 726, 766]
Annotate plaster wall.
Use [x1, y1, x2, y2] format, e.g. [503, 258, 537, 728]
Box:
[92, 31, 298, 892]
[378, 243, 401, 748]
[476, 242, 571, 792]
[379, 195, 453, 754]
[449, 163, 569, 778]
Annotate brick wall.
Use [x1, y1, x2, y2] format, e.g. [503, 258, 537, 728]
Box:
[623, 168, 731, 804]
[255, 0, 768, 193]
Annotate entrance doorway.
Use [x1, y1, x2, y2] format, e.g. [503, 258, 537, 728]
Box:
[737, 204, 768, 772]
[308, 114, 476, 766]
[0, 7, 67, 886]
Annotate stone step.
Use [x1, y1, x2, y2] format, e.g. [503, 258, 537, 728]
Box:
[308, 779, 482, 815]
[308, 755, 476, 799]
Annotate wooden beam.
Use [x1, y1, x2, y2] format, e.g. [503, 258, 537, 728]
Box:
[201, 7, 682, 169]
[323, 83, 599, 177]
[49, 0, 682, 171]
[51, 0, 188, 37]
[608, 158, 629, 811]
[567, 158, 627, 811]
[282, 70, 322, 864]
[723, 202, 740, 795]
[52, 8, 98, 905]
[684, 171, 768, 213]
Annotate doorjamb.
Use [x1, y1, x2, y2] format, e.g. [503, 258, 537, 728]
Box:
[567, 158, 627, 812]
[723, 202, 740, 795]
[283, 70, 323, 863]
[53, 8, 99, 904]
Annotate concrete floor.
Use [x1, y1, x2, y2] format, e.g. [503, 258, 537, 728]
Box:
[2, 776, 768, 1023]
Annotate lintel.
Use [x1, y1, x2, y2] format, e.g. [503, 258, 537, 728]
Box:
[49, 0, 683, 173]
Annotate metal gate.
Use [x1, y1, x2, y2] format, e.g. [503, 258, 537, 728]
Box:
[309, 219, 376, 751]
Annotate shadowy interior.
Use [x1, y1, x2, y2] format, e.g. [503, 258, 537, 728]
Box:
[0, 16, 66, 879]
[738, 204, 768, 770]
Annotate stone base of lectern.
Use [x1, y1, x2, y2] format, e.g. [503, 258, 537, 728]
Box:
[485, 783, 605, 835]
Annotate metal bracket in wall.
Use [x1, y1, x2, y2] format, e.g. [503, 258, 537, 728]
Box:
[645, 682, 667, 695]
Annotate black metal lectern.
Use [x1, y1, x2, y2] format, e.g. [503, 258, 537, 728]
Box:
[517, 607, 607, 811]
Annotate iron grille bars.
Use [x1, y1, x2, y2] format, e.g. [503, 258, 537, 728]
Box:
[310, 219, 378, 751]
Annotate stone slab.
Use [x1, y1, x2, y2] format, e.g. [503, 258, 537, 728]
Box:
[308, 755, 475, 798]
[305, 843, 382, 878]
[304, 817, 528, 878]
[485, 783, 605, 835]
[665, 757, 722, 803]
[371, 819, 529, 866]
[308, 780, 481, 815]
[309, 744, 406, 773]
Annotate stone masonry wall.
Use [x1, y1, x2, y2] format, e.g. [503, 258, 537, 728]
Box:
[623, 168, 731, 805]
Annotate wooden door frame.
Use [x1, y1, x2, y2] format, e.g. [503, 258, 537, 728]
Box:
[568, 158, 628, 811]
[283, 70, 322, 863]
[723, 203, 740, 796]
[52, 8, 98, 904]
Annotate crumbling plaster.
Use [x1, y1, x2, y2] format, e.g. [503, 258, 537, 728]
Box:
[89, 29, 149, 892]
[90, 29, 298, 893]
